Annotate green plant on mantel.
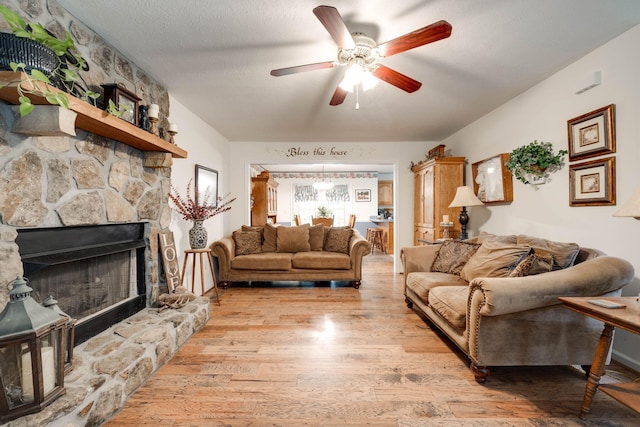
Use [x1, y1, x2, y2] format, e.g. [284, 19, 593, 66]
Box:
[316, 205, 332, 218]
[505, 140, 568, 184]
[0, 5, 99, 116]
[106, 99, 131, 118]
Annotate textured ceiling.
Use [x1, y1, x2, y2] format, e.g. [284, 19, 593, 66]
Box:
[59, 0, 640, 143]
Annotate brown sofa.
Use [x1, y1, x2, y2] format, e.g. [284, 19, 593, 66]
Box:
[401, 232, 635, 382]
[210, 223, 371, 288]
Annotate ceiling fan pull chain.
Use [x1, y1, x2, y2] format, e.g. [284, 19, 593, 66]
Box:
[356, 84, 360, 110]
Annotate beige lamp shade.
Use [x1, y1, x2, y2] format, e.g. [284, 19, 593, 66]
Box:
[613, 182, 640, 217]
[449, 186, 484, 208]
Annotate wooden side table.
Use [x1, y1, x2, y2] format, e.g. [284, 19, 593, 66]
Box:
[180, 248, 220, 305]
[558, 296, 640, 417]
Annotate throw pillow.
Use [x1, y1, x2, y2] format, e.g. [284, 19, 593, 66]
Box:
[475, 231, 517, 245]
[233, 230, 263, 256]
[309, 223, 325, 251]
[516, 235, 580, 270]
[241, 225, 264, 243]
[323, 227, 353, 254]
[460, 241, 532, 282]
[508, 250, 553, 277]
[262, 223, 277, 252]
[430, 240, 481, 275]
[276, 224, 311, 253]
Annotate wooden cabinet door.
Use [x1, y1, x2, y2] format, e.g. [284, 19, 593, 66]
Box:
[378, 180, 393, 206]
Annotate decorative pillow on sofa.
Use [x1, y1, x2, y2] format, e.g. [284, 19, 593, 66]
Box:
[516, 235, 580, 270]
[460, 241, 531, 282]
[262, 223, 277, 252]
[242, 225, 264, 238]
[475, 231, 517, 245]
[323, 227, 353, 254]
[508, 250, 553, 277]
[277, 224, 311, 253]
[309, 223, 325, 251]
[430, 240, 481, 275]
[233, 230, 263, 256]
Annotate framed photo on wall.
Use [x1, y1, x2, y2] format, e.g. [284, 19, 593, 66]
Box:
[471, 153, 514, 203]
[195, 164, 218, 206]
[355, 189, 371, 202]
[567, 104, 615, 161]
[569, 157, 615, 206]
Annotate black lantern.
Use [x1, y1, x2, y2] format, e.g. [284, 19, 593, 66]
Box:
[43, 296, 76, 372]
[0, 277, 68, 422]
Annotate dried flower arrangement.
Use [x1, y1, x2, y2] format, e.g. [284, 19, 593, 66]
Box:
[168, 180, 235, 221]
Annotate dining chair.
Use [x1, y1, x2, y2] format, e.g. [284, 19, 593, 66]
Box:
[348, 214, 356, 228]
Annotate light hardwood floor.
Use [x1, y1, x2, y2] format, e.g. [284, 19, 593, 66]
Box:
[106, 253, 639, 426]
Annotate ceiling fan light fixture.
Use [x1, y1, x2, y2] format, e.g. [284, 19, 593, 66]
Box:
[339, 64, 378, 92]
[361, 70, 378, 91]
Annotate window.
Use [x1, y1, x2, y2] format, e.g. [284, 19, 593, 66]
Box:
[293, 184, 351, 226]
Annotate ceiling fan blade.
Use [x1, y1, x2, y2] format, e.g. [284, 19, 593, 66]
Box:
[373, 65, 422, 93]
[270, 61, 336, 76]
[313, 5, 356, 49]
[329, 86, 348, 106]
[377, 20, 452, 57]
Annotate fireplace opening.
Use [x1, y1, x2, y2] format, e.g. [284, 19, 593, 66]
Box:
[15, 223, 147, 345]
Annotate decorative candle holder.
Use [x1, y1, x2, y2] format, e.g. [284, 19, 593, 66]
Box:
[439, 221, 454, 240]
[168, 129, 177, 144]
[149, 116, 159, 136]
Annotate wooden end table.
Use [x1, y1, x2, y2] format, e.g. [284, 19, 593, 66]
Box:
[180, 248, 220, 305]
[558, 296, 640, 417]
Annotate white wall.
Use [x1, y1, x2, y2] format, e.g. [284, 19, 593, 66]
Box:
[442, 25, 640, 370]
[229, 142, 440, 271]
[167, 95, 231, 295]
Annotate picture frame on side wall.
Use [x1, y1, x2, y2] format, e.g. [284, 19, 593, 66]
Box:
[567, 104, 615, 161]
[355, 189, 371, 202]
[569, 157, 616, 206]
[471, 153, 514, 203]
[195, 164, 219, 206]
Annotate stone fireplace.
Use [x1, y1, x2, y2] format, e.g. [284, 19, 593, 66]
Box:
[0, 2, 210, 424]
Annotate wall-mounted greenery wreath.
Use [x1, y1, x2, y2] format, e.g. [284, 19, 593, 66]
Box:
[505, 140, 568, 185]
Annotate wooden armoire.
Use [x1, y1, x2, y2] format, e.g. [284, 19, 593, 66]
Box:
[251, 171, 278, 226]
[412, 157, 465, 244]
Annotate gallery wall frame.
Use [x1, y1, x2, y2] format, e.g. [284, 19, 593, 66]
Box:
[569, 156, 616, 206]
[567, 104, 615, 161]
[195, 164, 218, 206]
[471, 153, 514, 203]
[355, 189, 371, 202]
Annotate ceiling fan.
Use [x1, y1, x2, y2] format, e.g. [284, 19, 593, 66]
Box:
[270, 5, 452, 106]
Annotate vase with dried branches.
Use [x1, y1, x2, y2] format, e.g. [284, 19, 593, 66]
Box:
[168, 180, 236, 249]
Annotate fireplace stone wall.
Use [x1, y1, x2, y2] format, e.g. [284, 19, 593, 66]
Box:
[0, 0, 177, 309]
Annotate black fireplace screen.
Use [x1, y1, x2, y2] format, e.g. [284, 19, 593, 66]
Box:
[16, 223, 147, 344]
[26, 250, 136, 321]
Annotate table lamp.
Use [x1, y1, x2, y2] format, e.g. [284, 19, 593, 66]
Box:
[613, 182, 640, 218]
[448, 186, 484, 240]
[613, 181, 640, 302]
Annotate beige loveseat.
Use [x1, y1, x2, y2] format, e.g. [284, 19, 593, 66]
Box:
[210, 223, 371, 288]
[401, 232, 634, 383]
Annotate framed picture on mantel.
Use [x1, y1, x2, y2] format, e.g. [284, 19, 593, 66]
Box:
[101, 83, 141, 126]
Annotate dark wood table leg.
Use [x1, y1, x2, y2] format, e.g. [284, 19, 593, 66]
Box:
[580, 323, 615, 417]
